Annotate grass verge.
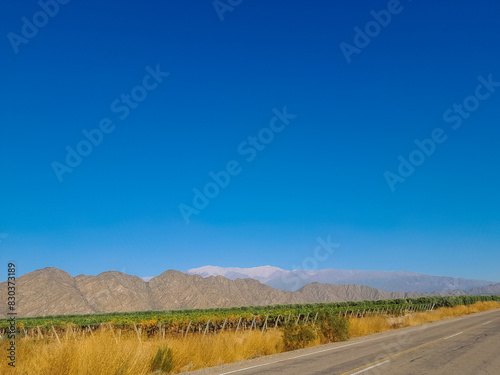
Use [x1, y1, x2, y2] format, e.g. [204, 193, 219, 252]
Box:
[1, 301, 498, 374]
[349, 300, 500, 337]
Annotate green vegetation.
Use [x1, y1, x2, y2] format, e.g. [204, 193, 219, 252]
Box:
[282, 322, 317, 350]
[150, 346, 174, 374]
[317, 312, 350, 342]
[282, 311, 350, 350]
[1, 295, 498, 332]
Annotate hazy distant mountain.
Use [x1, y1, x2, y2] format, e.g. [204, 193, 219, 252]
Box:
[187, 265, 494, 293]
[1, 267, 498, 318]
[187, 265, 286, 283]
[468, 283, 500, 295]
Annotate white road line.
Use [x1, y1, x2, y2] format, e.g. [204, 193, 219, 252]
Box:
[443, 332, 463, 340]
[350, 360, 390, 375]
[482, 321, 492, 325]
[219, 312, 499, 375]
[219, 336, 384, 374]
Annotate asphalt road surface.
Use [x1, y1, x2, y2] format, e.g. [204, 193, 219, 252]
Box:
[186, 308, 500, 375]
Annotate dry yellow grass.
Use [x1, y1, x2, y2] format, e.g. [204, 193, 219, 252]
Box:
[349, 315, 393, 338]
[350, 301, 500, 338]
[402, 300, 500, 326]
[1, 301, 498, 374]
[0, 329, 283, 375]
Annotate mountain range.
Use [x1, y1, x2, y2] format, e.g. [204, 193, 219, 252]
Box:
[187, 265, 495, 293]
[1, 267, 499, 318]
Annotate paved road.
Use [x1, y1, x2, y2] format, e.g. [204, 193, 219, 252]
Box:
[186, 308, 500, 375]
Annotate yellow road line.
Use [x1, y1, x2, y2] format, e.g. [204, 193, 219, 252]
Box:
[341, 316, 497, 375]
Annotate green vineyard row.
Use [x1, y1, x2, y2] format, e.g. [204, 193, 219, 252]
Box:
[1, 295, 498, 331]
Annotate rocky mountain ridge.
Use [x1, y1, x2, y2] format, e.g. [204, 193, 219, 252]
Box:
[1, 267, 498, 318]
[187, 265, 495, 292]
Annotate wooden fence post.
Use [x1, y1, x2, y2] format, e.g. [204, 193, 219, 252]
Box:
[203, 319, 211, 336]
[133, 323, 141, 343]
[51, 326, 61, 345]
[274, 315, 280, 330]
[108, 324, 118, 344]
[37, 326, 43, 339]
[261, 315, 268, 333]
[235, 317, 242, 333]
[87, 325, 94, 337]
[184, 321, 192, 338]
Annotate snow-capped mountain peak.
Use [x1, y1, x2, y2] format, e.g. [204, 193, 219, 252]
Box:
[187, 265, 285, 281]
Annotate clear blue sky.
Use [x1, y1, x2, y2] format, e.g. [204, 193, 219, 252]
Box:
[1, 0, 499, 282]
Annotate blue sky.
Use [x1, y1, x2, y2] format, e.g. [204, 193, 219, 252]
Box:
[1, 0, 499, 282]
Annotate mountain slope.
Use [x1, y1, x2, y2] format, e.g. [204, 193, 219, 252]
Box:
[187, 265, 286, 283]
[468, 283, 500, 295]
[187, 266, 494, 293]
[1, 267, 498, 318]
[75, 271, 154, 312]
[1, 268, 95, 317]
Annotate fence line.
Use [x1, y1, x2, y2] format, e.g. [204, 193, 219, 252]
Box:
[0, 303, 445, 341]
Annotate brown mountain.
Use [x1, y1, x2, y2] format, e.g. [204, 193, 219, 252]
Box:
[1, 268, 95, 317]
[75, 271, 153, 313]
[468, 283, 500, 295]
[295, 282, 396, 302]
[0, 267, 497, 318]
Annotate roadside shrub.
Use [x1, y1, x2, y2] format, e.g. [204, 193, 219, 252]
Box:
[317, 313, 349, 343]
[282, 323, 317, 351]
[150, 346, 174, 374]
